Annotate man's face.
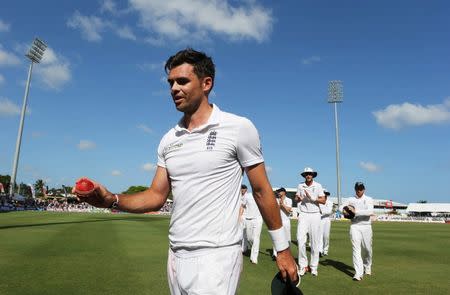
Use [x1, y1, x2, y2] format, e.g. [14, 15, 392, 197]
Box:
[167, 63, 212, 114]
[304, 173, 314, 182]
[241, 188, 247, 195]
[355, 189, 365, 198]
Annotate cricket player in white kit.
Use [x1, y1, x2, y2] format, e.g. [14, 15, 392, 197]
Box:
[319, 190, 333, 256]
[74, 49, 298, 294]
[273, 187, 292, 258]
[239, 184, 249, 253]
[295, 167, 325, 276]
[242, 186, 263, 264]
[341, 182, 374, 281]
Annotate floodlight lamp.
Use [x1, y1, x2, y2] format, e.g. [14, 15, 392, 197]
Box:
[25, 38, 47, 63]
[328, 80, 343, 103]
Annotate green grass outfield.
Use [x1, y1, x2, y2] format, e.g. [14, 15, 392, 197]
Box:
[1, 212, 449, 295]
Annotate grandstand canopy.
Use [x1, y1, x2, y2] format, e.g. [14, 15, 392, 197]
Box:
[406, 203, 450, 213]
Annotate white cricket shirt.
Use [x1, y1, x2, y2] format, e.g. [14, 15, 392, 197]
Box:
[278, 197, 292, 224]
[341, 194, 374, 226]
[157, 104, 264, 251]
[320, 199, 333, 218]
[242, 192, 262, 220]
[296, 181, 324, 213]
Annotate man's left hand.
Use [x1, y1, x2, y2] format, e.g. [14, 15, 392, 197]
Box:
[275, 248, 299, 284]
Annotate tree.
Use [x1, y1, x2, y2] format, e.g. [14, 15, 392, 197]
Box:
[0, 174, 11, 195]
[122, 186, 148, 194]
[19, 183, 32, 198]
[34, 179, 45, 197]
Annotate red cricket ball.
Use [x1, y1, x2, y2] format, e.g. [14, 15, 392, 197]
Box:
[75, 178, 95, 194]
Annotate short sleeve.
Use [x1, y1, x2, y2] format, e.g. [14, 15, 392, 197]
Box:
[317, 183, 325, 196]
[296, 184, 302, 196]
[157, 136, 167, 168]
[236, 118, 264, 168]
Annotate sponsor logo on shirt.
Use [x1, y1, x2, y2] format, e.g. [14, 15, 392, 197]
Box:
[206, 130, 217, 150]
[164, 142, 183, 152]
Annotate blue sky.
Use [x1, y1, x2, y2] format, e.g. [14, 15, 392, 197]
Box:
[1, 0, 449, 203]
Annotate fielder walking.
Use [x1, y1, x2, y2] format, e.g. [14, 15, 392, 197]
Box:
[241, 185, 263, 264]
[73, 48, 298, 294]
[273, 187, 293, 258]
[319, 189, 333, 256]
[341, 182, 374, 281]
[295, 167, 325, 276]
[239, 184, 249, 253]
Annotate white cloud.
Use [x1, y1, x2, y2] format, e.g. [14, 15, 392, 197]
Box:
[373, 98, 450, 129]
[100, 0, 131, 16]
[100, 0, 118, 14]
[138, 61, 164, 72]
[142, 162, 156, 171]
[115, 25, 137, 40]
[266, 166, 272, 173]
[111, 170, 122, 176]
[0, 44, 21, 66]
[0, 74, 4, 85]
[130, 0, 273, 42]
[137, 124, 152, 133]
[77, 140, 96, 150]
[144, 36, 165, 46]
[359, 161, 381, 173]
[302, 55, 321, 65]
[35, 47, 72, 90]
[0, 97, 20, 116]
[0, 19, 10, 32]
[67, 11, 109, 42]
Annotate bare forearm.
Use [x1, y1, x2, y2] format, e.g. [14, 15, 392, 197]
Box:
[116, 189, 167, 213]
[253, 188, 283, 230]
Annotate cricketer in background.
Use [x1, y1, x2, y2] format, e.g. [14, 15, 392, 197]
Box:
[319, 189, 333, 256]
[295, 167, 325, 277]
[341, 182, 374, 281]
[273, 187, 293, 258]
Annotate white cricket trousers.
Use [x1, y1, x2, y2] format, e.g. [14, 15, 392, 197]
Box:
[244, 218, 263, 263]
[240, 219, 248, 253]
[167, 245, 243, 295]
[297, 211, 321, 272]
[319, 217, 331, 255]
[350, 224, 372, 278]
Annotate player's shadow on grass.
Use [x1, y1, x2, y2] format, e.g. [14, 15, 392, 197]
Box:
[320, 259, 354, 277]
[0, 216, 161, 230]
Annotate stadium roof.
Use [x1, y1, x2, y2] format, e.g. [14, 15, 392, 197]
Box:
[406, 203, 450, 213]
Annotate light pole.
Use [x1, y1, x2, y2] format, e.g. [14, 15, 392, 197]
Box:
[9, 38, 47, 198]
[328, 80, 343, 209]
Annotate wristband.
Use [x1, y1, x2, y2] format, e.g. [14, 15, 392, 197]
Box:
[268, 227, 289, 252]
[109, 194, 119, 210]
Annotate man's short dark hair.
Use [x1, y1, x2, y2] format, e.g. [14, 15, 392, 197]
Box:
[241, 184, 247, 189]
[354, 182, 365, 191]
[165, 48, 215, 86]
[276, 188, 287, 193]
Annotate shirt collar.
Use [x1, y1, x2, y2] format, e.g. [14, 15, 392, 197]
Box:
[174, 104, 221, 132]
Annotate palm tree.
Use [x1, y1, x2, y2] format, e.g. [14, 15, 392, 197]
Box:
[34, 179, 45, 197]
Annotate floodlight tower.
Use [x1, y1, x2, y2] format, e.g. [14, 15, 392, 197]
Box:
[9, 38, 47, 198]
[328, 80, 343, 209]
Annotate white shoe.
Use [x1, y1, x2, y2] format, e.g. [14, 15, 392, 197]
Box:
[311, 269, 318, 276]
[353, 276, 362, 281]
[299, 267, 307, 276]
[364, 269, 371, 276]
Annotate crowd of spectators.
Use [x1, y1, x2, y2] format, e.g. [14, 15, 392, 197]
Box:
[0, 194, 173, 214]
